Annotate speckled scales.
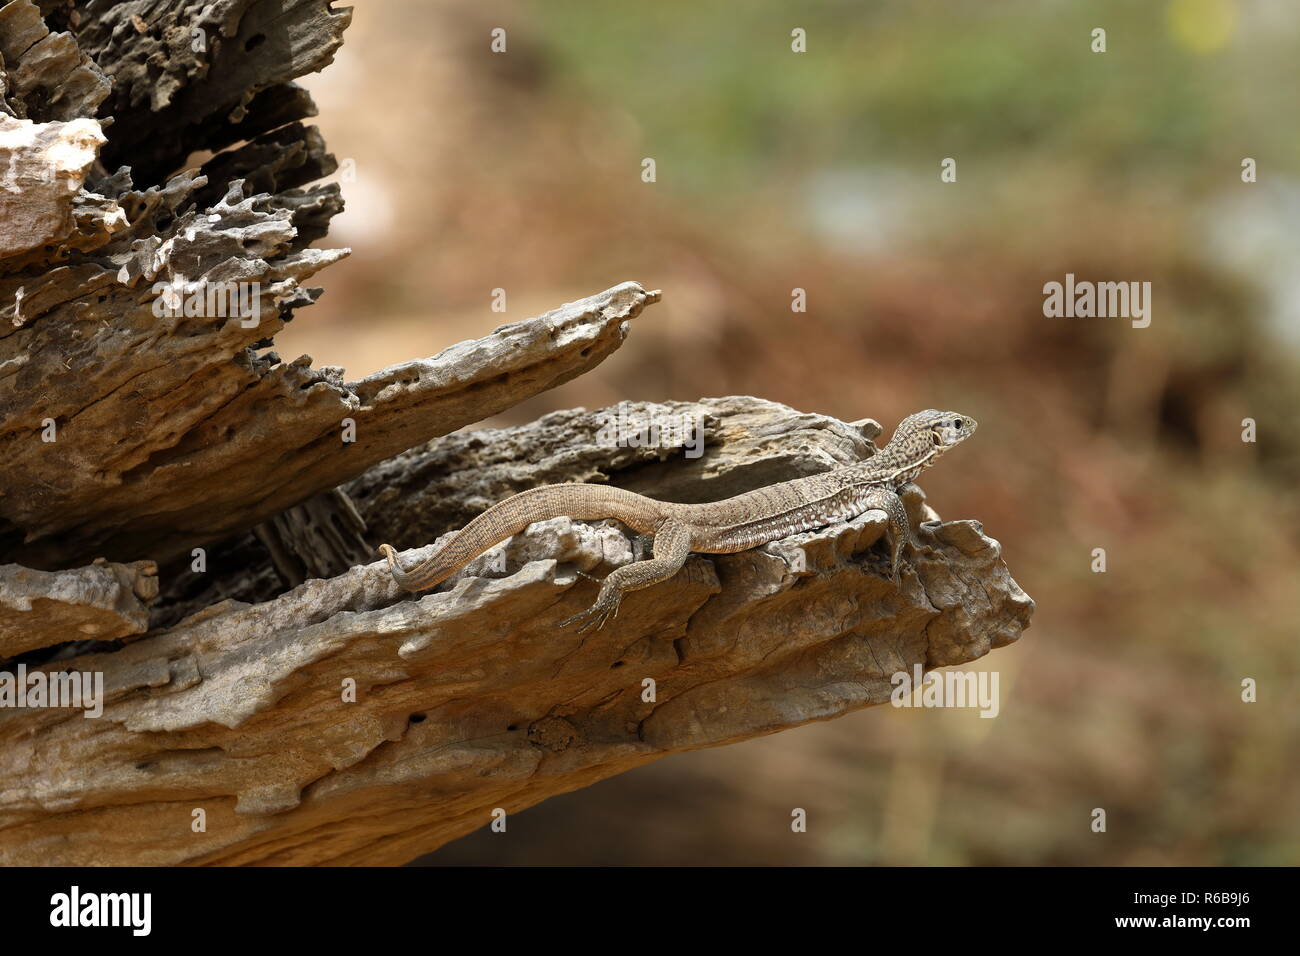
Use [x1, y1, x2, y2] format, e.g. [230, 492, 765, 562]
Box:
[380, 409, 977, 630]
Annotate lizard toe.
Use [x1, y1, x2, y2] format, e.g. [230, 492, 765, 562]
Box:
[557, 608, 590, 630]
[559, 602, 606, 632]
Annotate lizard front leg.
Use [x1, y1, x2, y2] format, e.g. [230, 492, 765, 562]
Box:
[558, 518, 692, 633]
[859, 487, 912, 585]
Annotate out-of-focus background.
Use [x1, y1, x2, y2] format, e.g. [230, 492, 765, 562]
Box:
[285, 0, 1299, 864]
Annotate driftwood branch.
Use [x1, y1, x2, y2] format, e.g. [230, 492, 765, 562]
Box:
[0, 397, 1032, 864]
[0, 0, 1034, 865]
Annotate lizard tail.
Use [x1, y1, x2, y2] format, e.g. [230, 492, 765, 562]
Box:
[377, 540, 453, 590]
[376, 483, 667, 592]
[377, 543, 404, 574]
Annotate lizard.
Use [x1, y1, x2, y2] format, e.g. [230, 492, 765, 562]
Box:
[378, 408, 977, 632]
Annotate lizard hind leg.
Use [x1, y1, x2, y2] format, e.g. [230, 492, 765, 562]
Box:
[558, 518, 693, 633]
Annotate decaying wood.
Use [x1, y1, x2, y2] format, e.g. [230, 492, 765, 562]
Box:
[0, 557, 156, 658]
[0, 397, 1032, 865]
[0, 0, 1033, 865]
[0, 0, 661, 570]
[253, 488, 371, 588]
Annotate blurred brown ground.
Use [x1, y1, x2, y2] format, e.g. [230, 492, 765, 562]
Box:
[274, 0, 1298, 864]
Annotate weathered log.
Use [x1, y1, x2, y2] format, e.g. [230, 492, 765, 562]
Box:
[0, 397, 1033, 865]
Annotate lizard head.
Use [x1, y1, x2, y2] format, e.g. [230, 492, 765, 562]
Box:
[896, 409, 978, 452]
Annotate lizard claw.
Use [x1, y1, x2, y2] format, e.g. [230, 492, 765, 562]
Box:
[559, 597, 620, 633]
[558, 606, 595, 632]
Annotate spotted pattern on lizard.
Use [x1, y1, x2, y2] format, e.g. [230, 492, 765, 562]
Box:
[379, 409, 977, 631]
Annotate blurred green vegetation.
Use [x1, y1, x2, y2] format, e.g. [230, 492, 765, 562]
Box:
[536, 0, 1300, 199]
